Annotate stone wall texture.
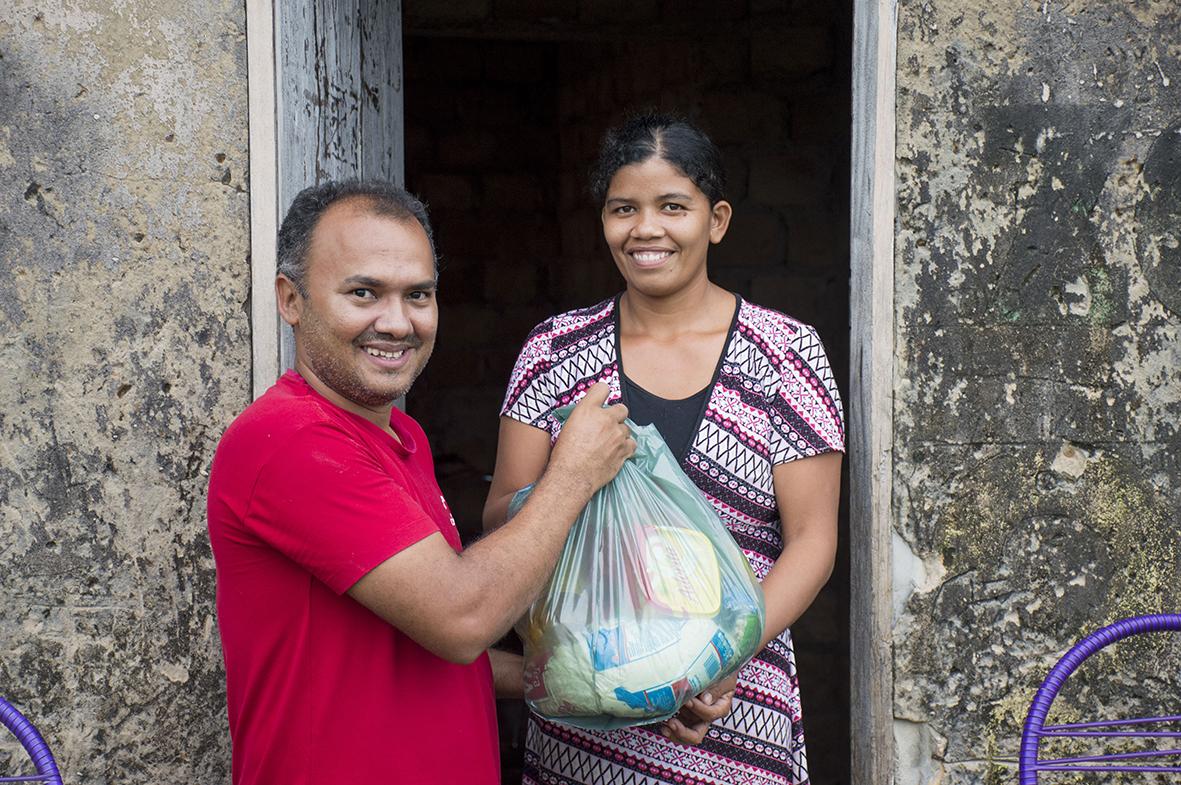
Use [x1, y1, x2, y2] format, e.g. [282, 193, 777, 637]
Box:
[894, 1, 1181, 782]
[0, 1, 249, 781]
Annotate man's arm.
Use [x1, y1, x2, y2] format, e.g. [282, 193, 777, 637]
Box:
[348, 384, 632, 664]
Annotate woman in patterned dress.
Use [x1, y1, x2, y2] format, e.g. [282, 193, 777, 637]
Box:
[483, 112, 845, 785]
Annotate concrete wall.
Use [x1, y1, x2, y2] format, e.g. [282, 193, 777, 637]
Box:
[0, 1, 249, 781]
[893, 2, 1181, 782]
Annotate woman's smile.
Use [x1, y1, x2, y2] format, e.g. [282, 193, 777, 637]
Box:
[628, 247, 676, 268]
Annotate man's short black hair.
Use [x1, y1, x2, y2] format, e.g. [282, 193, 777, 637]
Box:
[276, 179, 436, 295]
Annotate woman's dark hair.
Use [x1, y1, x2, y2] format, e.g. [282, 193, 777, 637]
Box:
[276, 178, 436, 295]
[589, 111, 727, 205]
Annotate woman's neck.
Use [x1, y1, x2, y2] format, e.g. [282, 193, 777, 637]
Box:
[620, 278, 732, 339]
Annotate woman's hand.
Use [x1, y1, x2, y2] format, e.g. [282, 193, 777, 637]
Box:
[659, 672, 739, 745]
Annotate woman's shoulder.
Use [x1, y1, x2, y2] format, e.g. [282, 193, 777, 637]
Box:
[735, 299, 840, 404]
[550, 296, 617, 330]
[525, 296, 617, 344]
[736, 297, 819, 343]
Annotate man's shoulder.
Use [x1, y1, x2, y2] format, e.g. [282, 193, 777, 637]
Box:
[223, 377, 323, 437]
[213, 375, 352, 474]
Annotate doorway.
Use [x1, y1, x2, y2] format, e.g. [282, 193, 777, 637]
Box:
[400, 4, 855, 782]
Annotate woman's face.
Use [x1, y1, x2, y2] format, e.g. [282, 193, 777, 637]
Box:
[601, 156, 731, 299]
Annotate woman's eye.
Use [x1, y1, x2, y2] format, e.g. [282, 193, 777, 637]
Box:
[613, 205, 635, 215]
[662, 203, 686, 212]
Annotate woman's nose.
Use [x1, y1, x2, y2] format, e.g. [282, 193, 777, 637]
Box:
[630, 209, 665, 238]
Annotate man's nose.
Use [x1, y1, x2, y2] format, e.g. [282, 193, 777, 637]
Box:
[373, 300, 413, 338]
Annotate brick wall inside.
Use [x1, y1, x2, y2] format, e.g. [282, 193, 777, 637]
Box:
[403, 3, 852, 780]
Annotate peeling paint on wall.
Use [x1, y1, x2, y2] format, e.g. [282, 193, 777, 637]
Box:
[894, 1, 1181, 782]
[0, 1, 249, 781]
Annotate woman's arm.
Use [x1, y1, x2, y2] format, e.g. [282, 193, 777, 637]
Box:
[667, 451, 841, 744]
[483, 416, 554, 531]
[758, 450, 843, 649]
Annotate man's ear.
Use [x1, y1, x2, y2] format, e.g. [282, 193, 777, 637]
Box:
[276, 274, 303, 328]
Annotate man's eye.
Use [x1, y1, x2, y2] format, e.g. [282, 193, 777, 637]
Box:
[408, 290, 433, 302]
[662, 203, 686, 212]
[351, 288, 376, 299]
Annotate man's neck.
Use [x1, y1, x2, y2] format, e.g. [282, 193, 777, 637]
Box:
[293, 361, 400, 441]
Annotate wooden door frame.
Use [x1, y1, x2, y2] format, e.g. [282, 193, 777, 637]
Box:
[245, 0, 404, 398]
[246, 0, 280, 398]
[850, 0, 897, 782]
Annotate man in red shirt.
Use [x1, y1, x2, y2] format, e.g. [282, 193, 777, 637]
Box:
[207, 180, 633, 784]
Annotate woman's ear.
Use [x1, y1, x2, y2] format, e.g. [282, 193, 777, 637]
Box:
[709, 200, 733, 244]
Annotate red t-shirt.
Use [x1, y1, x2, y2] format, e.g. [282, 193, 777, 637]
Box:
[207, 371, 499, 784]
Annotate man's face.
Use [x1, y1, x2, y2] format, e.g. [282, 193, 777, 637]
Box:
[283, 200, 438, 409]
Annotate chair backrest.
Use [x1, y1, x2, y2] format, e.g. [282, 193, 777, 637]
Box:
[0, 696, 62, 785]
[1019, 614, 1181, 783]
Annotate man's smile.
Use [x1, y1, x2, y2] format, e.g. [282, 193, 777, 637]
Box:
[363, 347, 407, 359]
[360, 342, 416, 369]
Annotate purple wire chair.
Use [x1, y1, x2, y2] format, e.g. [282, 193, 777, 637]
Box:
[0, 697, 62, 785]
[1019, 613, 1181, 783]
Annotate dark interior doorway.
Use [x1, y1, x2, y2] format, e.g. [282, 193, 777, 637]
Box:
[402, 3, 853, 782]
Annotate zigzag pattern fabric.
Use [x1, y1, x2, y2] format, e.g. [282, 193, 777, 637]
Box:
[501, 295, 845, 785]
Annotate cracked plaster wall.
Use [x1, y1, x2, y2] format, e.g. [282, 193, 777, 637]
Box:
[0, 1, 249, 781]
[893, 1, 1181, 783]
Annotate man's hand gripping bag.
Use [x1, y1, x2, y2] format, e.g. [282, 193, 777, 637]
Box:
[508, 412, 766, 730]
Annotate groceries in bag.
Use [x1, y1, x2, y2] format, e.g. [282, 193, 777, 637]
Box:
[509, 414, 765, 730]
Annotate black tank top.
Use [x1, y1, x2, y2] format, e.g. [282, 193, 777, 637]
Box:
[621, 375, 711, 460]
[615, 292, 742, 461]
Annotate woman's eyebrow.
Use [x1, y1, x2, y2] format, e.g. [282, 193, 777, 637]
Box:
[604, 192, 694, 204]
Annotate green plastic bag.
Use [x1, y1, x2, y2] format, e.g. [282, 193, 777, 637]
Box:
[508, 410, 766, 730]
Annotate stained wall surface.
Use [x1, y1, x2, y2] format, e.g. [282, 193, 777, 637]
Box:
[0, 1, 249, 781]
[893, 2, 1181, 782]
